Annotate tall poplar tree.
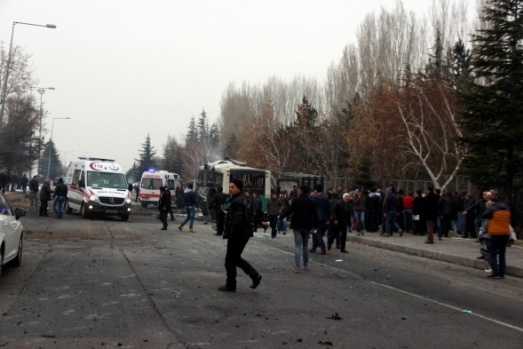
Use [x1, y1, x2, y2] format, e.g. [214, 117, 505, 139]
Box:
[459, 0, 523, 201]
[136, 134, 156, 175]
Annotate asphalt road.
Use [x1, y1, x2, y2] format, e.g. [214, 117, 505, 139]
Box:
[0, 211, 522, 348]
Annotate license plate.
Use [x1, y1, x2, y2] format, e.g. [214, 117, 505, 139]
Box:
[106, 209, 118, 214]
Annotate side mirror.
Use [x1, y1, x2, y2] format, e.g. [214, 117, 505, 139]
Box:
[15, 207, 27, 220]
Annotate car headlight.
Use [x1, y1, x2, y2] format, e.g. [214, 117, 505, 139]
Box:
[89, 195, 97, 202]
[126, 198, 131, 204]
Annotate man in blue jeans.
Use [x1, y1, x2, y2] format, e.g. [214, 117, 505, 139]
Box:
[178, 183, 198, 233]
[279, 185, 317, 272]
[53, 177, 68, 219]
[311, 184, 329, 255]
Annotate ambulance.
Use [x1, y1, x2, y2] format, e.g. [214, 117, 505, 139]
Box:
[65, 157, 132, 221]
[138, 170, 182, 208]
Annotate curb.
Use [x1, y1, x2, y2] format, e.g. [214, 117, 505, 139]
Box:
[347, 235, 523, 278]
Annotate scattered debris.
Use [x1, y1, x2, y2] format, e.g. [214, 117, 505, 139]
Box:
[326, 312, 342, 320]
[318, 340, 333, 346]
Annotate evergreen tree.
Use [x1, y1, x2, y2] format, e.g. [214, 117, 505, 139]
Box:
[209, 122, 221, 159]
[135, 134, 156, 175]
[39, 140, 62, 179]
[352, 156, 377, 190]
[162, 135, 183, 174]
[459, 0, 523, 201]
[450, 38, 472, 89]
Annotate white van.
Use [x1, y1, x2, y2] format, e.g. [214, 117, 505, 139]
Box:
[65, 157, 132, 221]
[138, 170, 181, 208]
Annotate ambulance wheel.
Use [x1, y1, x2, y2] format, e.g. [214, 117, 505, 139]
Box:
[120, 214, 129, 222]
[80, 203, 89, 219]
[66, 202, 73, 214]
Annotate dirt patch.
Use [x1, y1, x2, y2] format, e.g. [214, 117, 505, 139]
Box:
[4, 191, 32, 209]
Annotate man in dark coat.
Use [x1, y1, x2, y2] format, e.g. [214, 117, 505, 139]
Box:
[219, 179, 262, 292]
[158, 186, 171, 230]
[329, 193, 351, 253]
[279, 185, 317, 272]
[20, 174, 29, 194]
[39, 179, 52, 216]
[53, 177, 68, 218]
[424, 187, 439, 244]
[207, 186, 229, 236]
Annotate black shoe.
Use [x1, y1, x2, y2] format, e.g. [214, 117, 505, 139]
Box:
[218, 285, 236, 292]
[215, 233, 223, 236]
[161, 227, 167, 230]
[327, 244, 332, 251]
[271, 235, 276, 239]
[341, 250, 348, 253]
[251, 275, 262, 289]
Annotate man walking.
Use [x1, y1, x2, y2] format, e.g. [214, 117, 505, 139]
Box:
[53, 177, 68, 218]
[329, 193, 351, 253]
[279, 185, 317, 272]
[424, 187, 439, 244]
[178, 183, 198, 233]
[218, 179, 262, 292]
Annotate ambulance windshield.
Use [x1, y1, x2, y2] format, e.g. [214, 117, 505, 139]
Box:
[87, 171, 128, 189]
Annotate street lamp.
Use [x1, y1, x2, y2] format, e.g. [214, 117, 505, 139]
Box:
[0, 21, 57, 131]
[63, 151, 74, 167]
[47, 117, 70, 179]
[31, 86, 55, 174]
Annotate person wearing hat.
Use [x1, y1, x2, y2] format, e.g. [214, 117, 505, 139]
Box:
[158, 186, 171, 230]
[219, 179, 262, 292]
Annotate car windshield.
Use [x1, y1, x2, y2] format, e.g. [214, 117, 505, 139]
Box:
[86, 171, 127, 189]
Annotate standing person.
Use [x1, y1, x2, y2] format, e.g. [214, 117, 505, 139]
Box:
[412, 190, 426, 235]
[164, 186, 175, 221]
[403, 192, 415, 234]
[218, 179, 262, 292]
[311, 184, 329, 255]
[424, 187, 439, 244]
[328, 193, 351, 253]
[267, 191, 283, 238]
[383, 187, 402, 237]
[133, 183, 140, 202]
[482, 190, 510, 279]
[353, 190, 366, 236]
[53, 177, 68, 219]
[207, 186, 229, 236]
[29, 176, 39, 208]
[279, 185, 317, 272]
[158, 186, 171, 230]
[9, 172, 18, 192]
[462, 193, 479, 239]
[39, 179, 52, 216]
[277, 191, 289, 235]
[0, 169, 9, 193]
[20, 174, 29, 194]
[251, 192, 264, 232]
[178, 183, 198, 233]
[366, 188, 379, 232]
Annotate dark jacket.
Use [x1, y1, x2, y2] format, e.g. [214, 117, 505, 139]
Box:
[54, 182, 68, 197]
[39, 182, 52, 201]
[424, 192, 439, 221]
[159, 190, 172, 211]
[29, 178, 39, 192]
[313, 193, 330, 222]
[331, 198, 351, 224]
[280, 194, 317, 230]
[208, 192, 229, 212]
[183, 189, 198, 207]
[224, 192, 253, 239]
[267, 197, 283, 216]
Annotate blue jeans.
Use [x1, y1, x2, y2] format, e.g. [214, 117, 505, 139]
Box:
[181, 206, 195, 228]
[386, 210, 400, 233]
[277, 217, 287, 232]
[312, 221, 327, 252]
[293, 229, 310, 268]
[403, 209, 413, 232]
[355, 211, 365, 233]
[53, 195, 65, 217]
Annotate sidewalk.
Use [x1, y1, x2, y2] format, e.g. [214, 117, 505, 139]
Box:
[345, 232, 523, 278]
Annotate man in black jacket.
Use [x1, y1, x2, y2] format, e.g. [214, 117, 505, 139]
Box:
[158, 186, 171, 230]
[207, 186, 229, 236]
[219, 179, 262, 292]
[53, 177, 68, 219]
[279, 185, 317, 272]
[329, 193, 351, 253]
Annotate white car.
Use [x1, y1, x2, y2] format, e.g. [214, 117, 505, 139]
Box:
[0, 192, 26, 281]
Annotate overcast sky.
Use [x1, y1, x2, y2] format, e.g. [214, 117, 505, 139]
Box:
[1, 0, 462, 173]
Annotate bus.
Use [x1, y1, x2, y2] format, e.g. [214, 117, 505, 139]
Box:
[198, 159, 271, 213]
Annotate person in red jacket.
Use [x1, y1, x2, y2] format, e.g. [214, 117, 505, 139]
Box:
[403, 192, 415, 234]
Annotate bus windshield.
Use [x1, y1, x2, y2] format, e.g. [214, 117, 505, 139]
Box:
[87, 171, 128, 189]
